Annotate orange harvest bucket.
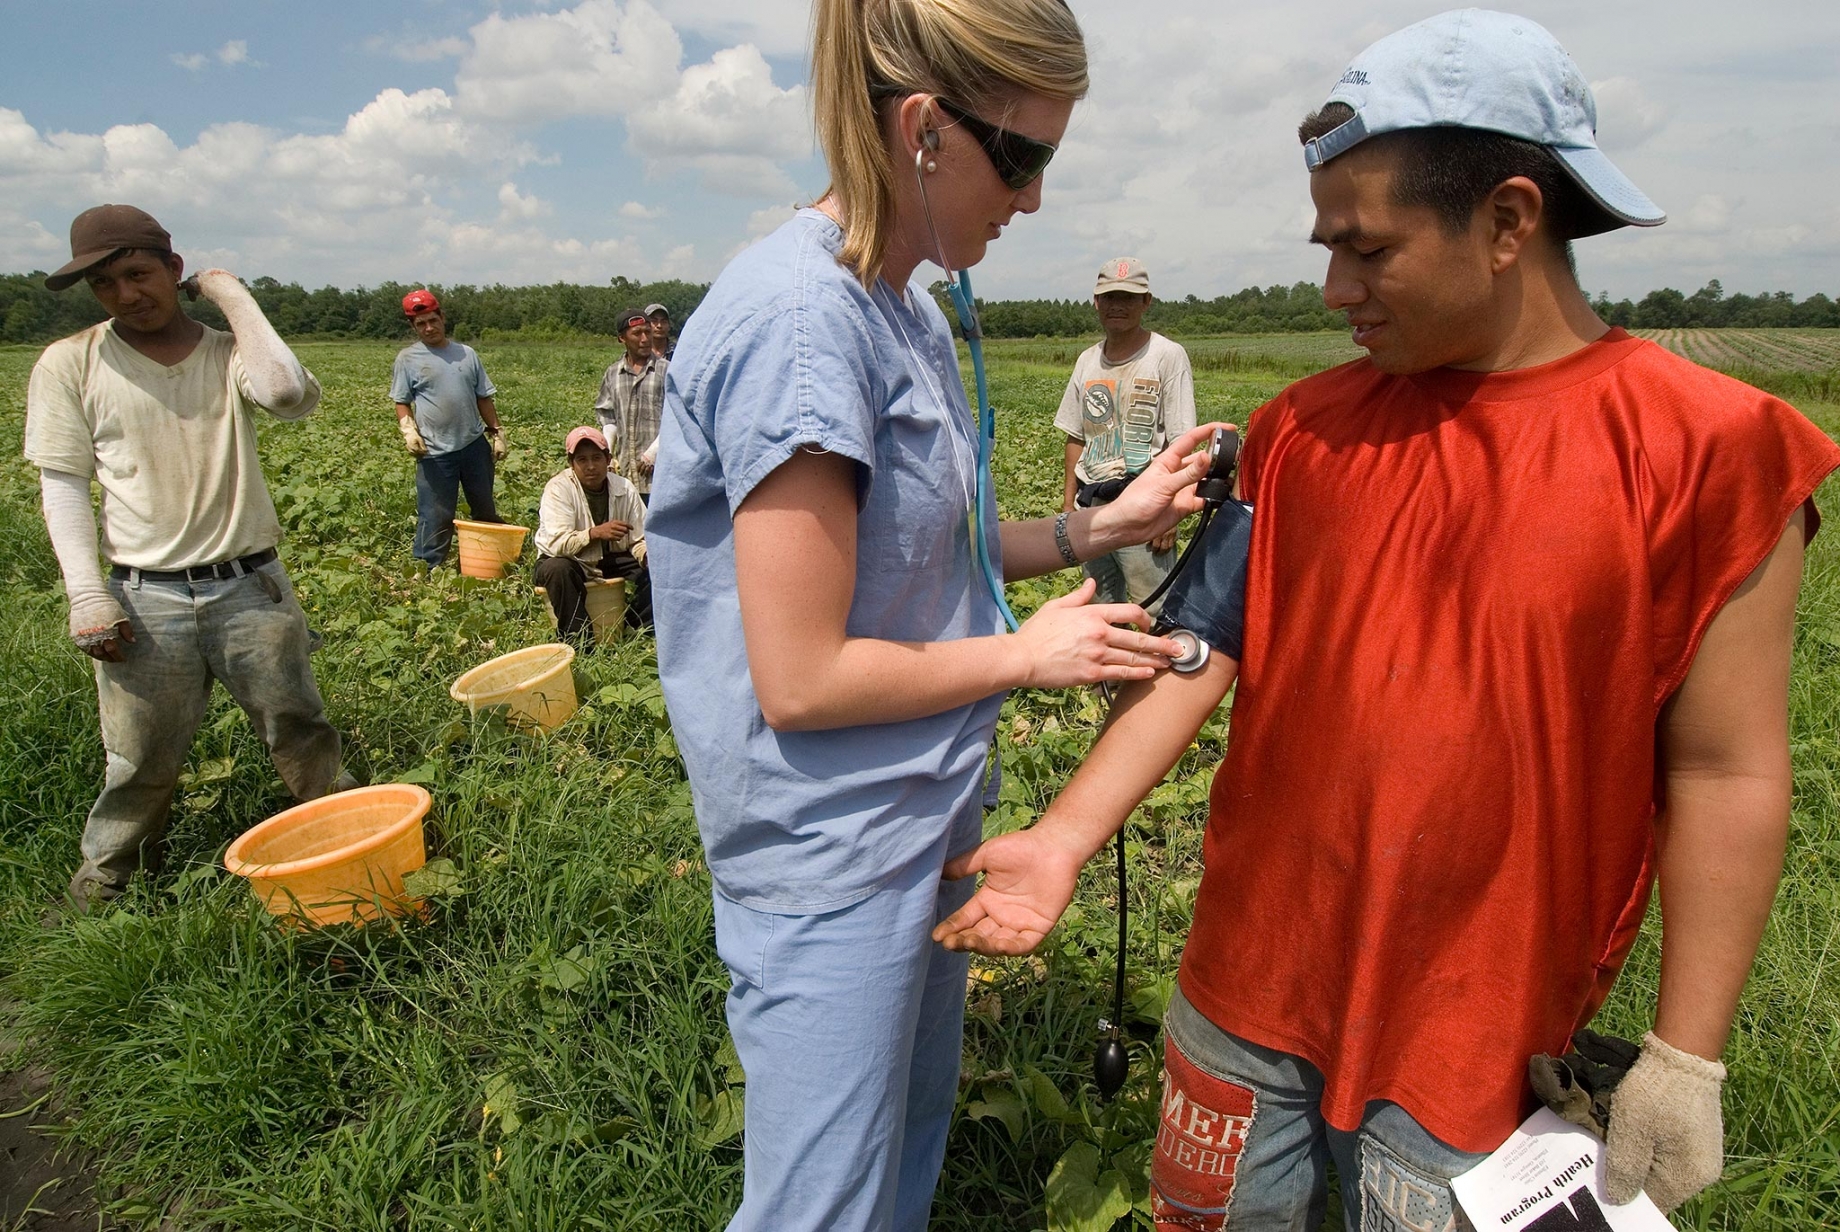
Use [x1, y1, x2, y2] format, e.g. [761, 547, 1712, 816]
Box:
[223, 784, 431, 926]
[449, 643, 578, 731]
[454, 519, 529, 579]
[535, 577, 627, 646]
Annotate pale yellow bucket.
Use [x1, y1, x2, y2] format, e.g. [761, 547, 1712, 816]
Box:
[223, 784, 431, 926]
[454, 519, 529, 579]
[450, 643, 578, 731]
[535, 578, 627, 646]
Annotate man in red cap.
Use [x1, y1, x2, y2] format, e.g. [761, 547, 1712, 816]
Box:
[390, 289, 506, 570]
[534, 425, 651, 646]
[24, 203, 355, 909]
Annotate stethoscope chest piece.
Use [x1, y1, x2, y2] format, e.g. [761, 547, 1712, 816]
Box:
[1165, 628, 1209, 674]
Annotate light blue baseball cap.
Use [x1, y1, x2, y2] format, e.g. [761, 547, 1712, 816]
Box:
[1302, 8, 1664, 232]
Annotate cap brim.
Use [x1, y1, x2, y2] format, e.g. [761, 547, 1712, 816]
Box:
[1094, 280, 1150, 295]
[1553, 146, 1665, 231]
[43, 248, 117, 291]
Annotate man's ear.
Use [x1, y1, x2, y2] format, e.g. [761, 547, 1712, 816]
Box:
[167, 253, 186, 281]
[1484, 177, 1543, 275]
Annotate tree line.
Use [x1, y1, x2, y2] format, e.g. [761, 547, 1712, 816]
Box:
[1, 270, 1834, 345]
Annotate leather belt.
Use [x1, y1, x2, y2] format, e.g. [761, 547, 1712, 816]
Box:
[110, 547, 278, 583]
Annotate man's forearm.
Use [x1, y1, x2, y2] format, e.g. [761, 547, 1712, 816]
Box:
[41, 468, 122, 634]
[1652, 774, 1789, 1058]
[196, 270, 317, 416]
[478, 397, 501, 431]
[1034, 656, 1236, 860]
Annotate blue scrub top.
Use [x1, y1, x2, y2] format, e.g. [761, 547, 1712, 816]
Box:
[646, 210, 1008, 914]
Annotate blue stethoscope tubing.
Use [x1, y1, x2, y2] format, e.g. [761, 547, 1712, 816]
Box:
[938, 271, 1021, 633]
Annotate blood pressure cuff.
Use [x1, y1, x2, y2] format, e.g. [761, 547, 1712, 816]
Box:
[1156, 499, 1252, 660]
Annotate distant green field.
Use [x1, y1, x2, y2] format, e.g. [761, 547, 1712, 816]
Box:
[0, 334, 1835, 1229]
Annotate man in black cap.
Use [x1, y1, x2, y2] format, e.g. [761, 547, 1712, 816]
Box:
[593, 308, 668, 503]
[24, 204, 354, 909]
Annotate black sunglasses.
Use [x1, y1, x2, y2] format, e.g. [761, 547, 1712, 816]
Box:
[931, 98, 1058, 191]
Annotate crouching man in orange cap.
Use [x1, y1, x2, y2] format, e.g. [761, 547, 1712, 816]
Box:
[24, 204, 356, 910]
[534, 426, 653, 648]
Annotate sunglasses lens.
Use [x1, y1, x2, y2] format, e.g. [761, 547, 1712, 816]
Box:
[995, 137, 1055, 190]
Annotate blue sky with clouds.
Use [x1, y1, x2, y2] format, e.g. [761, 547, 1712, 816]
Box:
[3, 1, 1836, 302]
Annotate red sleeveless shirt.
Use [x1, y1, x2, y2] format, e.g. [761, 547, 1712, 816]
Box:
[1178, 330, 1839, 1151]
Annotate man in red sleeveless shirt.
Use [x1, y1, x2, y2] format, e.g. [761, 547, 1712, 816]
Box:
[937, 9, 1840, 1227]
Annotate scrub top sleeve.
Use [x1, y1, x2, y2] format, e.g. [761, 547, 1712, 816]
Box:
[1157, 498, 1253, 659]
[709, 298, 880, 515]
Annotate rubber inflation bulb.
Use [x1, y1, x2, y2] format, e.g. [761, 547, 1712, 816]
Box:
[1095, 1037, 1129, 1099]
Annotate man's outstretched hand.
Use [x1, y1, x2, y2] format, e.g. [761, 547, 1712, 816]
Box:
[932, 828, 1090, 956]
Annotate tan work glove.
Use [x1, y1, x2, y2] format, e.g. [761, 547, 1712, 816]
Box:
[399, 416, 428, 456]
[488, 428, 507, 462]
[1603, 1032, 1726, 1213]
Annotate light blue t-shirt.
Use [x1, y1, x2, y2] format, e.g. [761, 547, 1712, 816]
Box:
[647, 209, 1008, 914]
[389, 340, 496, 455]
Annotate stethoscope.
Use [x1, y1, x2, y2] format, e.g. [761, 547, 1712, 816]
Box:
[913, 145, 1241, 1101]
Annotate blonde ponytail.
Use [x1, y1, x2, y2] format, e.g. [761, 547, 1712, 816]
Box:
[811, 0, 1088, 286]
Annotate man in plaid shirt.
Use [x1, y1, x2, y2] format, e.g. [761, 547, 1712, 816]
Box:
[594, 307, 668, 502]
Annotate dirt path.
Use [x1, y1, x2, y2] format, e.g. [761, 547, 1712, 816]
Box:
[0, 1064, 112, 1232]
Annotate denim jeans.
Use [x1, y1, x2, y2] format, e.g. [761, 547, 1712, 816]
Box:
[414, 434, 500, 567]
[72, 559, 349, 902]
[1155, 987, 1486, 1231]
[1081, 497, 1177, 612]
[710, 805, 979, 1232]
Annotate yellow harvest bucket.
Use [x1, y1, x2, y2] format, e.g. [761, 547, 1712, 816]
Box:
[453, 519, 529, 579]
[223, 784, 431, 926]
[450, 643, 578, 731]
[535, 578, 627, 646]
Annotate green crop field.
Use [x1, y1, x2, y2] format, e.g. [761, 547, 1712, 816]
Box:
[1, 330, 1836, 1230]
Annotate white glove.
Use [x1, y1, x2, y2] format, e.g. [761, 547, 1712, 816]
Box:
[399, 417, 428, 456]
[1603, 1032, 1726, 1213]
[488, 428, 507, 462]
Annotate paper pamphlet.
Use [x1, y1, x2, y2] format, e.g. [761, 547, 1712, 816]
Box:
[1450, 1107, 1672, 1230]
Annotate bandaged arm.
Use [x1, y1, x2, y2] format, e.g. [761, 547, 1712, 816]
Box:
[193, 269, 320, 418]
[41, 468, 126, 640]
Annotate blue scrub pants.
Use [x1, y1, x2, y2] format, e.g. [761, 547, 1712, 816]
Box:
[712, 810, 978, 1232]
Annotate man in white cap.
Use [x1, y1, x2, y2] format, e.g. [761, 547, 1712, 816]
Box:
[644, 302, 674, 360]
[24, 203, 356, 908]
[935, 10, 1839, 1224]
[391, 289, 506, 570]
[1053, 258, 1195, 608]
[534, 425, 651, 647]
[593, 308, 668, 504]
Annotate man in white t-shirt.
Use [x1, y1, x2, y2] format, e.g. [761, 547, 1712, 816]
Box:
[1054, 258, 1197, 607]
[23, 204, 354, 909]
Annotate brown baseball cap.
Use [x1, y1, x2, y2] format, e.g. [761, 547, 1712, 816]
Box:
[45, 204, 173, 291]
[1094, 256, 1150, 296]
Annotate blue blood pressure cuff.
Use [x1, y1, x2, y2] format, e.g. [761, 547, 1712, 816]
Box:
[1156, 499, 1252, 660]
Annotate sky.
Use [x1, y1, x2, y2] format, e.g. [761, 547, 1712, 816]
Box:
[2, 0, 1836, 303]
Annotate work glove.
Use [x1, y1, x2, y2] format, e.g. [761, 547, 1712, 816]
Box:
[70, 594, 130, 648]
[488, 428, 507, 462]
[1602, 1032, 1726, 1213]
[1528, 1029, 1641, 1136]
[399, 417, 428, 456]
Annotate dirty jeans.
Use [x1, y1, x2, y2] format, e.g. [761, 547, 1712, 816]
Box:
[415, 434, 500, 567]
[1081, 496, 1176, 612]
[1154, 987, 1488, 1231]
[72, 558, 348, 901]
[711, 805, 979, 1232]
